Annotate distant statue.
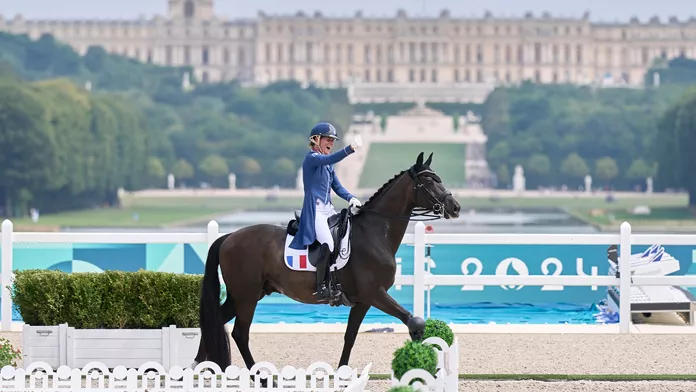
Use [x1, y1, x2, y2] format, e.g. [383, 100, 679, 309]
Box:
[182, 72, 192, 90]
[167, 173, 175, 190]
[653, 72, 660, 87]
[646, 177, 653, 194]
[512, 165, 526, 193]
[584, 175, 592, 194]
[228, 173, 236, 190]
[296, 167, 303, 190]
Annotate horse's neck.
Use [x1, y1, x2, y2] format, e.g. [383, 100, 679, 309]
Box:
[361, 176, 414, 254]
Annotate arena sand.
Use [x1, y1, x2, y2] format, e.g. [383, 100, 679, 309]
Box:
[4, 331, 696, 391]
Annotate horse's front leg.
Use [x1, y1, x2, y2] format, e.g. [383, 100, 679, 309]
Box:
[338, 302, 371, 368]
[369, 288, 425, 340]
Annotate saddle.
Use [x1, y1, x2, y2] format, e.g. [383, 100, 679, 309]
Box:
[286, 208, 350, 268]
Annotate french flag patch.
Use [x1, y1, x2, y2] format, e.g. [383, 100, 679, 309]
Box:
[286, 254, 308, 270]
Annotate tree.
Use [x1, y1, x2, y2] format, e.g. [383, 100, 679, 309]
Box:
[0, 82, 57, 216]
[241, 157, 262, 176]
[594, 157, 619, 185]
[625, 159, 653, 182]
[654, 87, 696, 206]
[560, 153, 590, 184]
[171, 159, 194, 186]
[496, 164, 510, 188]
[147, 157, 166, 188]
[270, 157, 296, 188]
[198, 154, 229, 187]
[524, 153, 551, 188]
[486, 141, 510, 169]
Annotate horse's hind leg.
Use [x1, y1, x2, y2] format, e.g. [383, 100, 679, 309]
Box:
[231, 299, 276, 387]
[231, 299, 259, 369]
[369, 288, 425, 340]
[193, 298, 236, 366]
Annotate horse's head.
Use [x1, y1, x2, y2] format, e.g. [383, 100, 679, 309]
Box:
[407, 152, 461, 219]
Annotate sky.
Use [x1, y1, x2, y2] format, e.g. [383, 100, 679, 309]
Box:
[1, 0, 695, 23]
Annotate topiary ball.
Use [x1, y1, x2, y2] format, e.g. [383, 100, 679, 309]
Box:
[391, 340, 438, 380]
[422, 318, 454, 346]
[387, 386, 417, 392]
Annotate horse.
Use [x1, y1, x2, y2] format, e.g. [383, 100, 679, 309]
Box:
[193, 151, 461, 374]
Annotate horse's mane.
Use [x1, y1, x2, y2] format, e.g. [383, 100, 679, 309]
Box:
[358, 160, 431, 213]
[360, 169, 406, 211]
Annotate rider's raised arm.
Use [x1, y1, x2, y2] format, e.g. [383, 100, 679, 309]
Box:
[305, 145, 354, 167]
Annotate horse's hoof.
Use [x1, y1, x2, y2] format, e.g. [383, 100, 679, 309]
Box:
[190, 360, 199, 369]
[407, 316, 426, 341]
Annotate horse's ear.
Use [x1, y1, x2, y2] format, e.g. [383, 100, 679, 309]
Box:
[424, 152, 433, 167]
[416, 152, 424, 167]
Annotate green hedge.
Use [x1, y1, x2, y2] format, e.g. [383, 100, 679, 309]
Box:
[11, 270, 202, 329]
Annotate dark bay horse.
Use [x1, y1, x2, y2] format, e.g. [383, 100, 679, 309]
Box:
[193, 152, 461, 372]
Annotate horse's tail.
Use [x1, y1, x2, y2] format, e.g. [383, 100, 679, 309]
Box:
[199, 233, 232, 369]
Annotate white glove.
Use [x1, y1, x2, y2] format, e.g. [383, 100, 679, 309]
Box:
[350, 135, 363, 151]
[349, 197, 362, 214]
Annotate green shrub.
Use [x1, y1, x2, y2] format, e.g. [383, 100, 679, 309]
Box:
[391, 340, 438, 381]
[0, 337, 21, 367]
[422, 318, 454, 346]
[387, 386, 417, 392]
[11, 269, 202, 329]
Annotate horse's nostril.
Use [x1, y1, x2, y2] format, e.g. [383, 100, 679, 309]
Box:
[454, 204, 461, 213]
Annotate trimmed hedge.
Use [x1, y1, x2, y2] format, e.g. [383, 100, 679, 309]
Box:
[391, 340, 438, 381]
[421, 318, 454, 346]
[11, 270, 202, 329]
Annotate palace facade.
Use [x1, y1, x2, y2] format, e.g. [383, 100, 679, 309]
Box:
[2, 0, 695, 94]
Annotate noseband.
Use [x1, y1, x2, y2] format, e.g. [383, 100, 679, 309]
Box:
[355, 167, 452, 221]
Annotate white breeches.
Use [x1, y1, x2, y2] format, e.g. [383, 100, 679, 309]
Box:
[314, 199, 337, 252]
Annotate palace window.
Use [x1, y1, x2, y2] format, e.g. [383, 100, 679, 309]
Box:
[184, 0, 195, 18]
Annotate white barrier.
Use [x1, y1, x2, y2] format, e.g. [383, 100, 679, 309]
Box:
[0, 360, 372, 391]
[3, 219, 696, 334]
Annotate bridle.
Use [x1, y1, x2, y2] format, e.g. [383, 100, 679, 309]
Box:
[354, 166, 453, 221]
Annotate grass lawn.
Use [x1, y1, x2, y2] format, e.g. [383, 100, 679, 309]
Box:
[572, 206, 696, 229]
[3, 192, 688, 230]
[359, 142, 467, 188]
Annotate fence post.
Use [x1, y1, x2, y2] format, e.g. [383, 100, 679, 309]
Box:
[413, 222, 426, 320]
[619, 221, 632, 334]
[1, 219, 13, 331]
[207, 220, 219, 249]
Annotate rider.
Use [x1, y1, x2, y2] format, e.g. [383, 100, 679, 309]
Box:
[289, 122, 362, 302]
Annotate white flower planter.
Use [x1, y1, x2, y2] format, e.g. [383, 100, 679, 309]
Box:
[390, 336, 459, 392]
[22, 323, 213, 370]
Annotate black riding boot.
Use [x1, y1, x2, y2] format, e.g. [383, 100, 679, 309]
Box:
[315, 243, 333, 301]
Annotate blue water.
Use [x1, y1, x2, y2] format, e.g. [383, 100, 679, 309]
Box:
[249, 302, 606, 324]
[7, 300, 613, 325]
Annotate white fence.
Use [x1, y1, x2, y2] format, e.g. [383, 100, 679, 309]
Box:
[0, 360, 372, 391]
[3, 219, 696, 334]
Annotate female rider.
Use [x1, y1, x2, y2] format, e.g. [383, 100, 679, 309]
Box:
[289, 122, 362, 302]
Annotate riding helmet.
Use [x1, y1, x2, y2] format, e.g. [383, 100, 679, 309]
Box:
[309, 122, 338, 141]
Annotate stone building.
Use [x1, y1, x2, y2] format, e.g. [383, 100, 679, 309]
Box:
[1, 0, 695, 90]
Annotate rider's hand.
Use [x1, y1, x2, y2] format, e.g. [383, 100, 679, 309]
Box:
[349, 197, 362, 214]
[350, 135, 363, 151]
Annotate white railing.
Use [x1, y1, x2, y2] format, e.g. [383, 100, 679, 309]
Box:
[0, 360, 372, 391]
[3, 219, 696, 334]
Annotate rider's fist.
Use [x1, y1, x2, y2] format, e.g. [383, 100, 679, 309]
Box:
[351, 135, 363, 151]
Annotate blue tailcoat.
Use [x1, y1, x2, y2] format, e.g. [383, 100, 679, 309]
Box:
[289, 146, 355, 250]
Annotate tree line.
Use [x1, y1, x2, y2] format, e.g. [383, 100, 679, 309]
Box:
[0, 32, 353, 216]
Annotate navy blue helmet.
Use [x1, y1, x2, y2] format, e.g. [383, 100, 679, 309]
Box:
[309, 122, 338, 141]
